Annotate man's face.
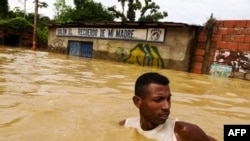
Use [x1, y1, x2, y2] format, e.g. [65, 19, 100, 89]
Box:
[139, 83, 171, 125]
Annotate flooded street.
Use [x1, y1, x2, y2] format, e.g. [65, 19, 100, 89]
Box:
[0, 46, 249, 141]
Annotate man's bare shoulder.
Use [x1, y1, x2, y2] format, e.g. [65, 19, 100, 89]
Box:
[174, 121, 217, 141]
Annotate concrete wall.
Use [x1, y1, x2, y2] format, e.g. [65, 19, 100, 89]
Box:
[48, 25, 197, 72]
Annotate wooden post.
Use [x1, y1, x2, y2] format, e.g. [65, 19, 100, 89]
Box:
[32, 0, 38, 51]
[201, 13, 216, 74]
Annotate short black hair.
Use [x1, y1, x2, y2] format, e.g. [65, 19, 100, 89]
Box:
[134, 72, 170, 98]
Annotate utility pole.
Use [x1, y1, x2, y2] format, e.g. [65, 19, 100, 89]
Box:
[32, 0, 38, 51]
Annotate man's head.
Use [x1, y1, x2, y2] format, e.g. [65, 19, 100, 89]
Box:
[133, 72, 172, 130]
[134, 72, 170, 98]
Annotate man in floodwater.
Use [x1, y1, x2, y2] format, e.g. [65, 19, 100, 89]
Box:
[119, 72, 217, 141]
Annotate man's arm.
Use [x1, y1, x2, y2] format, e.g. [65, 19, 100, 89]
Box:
[174, 121, 217, 141]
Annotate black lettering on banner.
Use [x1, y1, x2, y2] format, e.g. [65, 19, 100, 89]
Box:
[78, 28, 98, 37]
[100, 29, 105, 37]
[224, 125, 250, 141]
[108, 29, 114, 37]
[68, 28, 72, 35]
[57, 28, 68, 35]
[115, 29, 134, 39]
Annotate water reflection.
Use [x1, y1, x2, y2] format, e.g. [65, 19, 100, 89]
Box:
[0, 46, 249, 141]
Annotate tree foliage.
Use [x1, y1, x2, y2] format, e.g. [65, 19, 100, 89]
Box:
[2, 0, 50, 47]
[0, 0, 9, 19]
[37, 26, 48, 46]
[0, 17, 33, 31]
[108, 0, 168, 22]
[74, 0, 85, 10]
[8, 7, 24, 18]
[54, 0, 72, 22]
[54, 0, 115, 22]
[73, 0, 115, 22]
[38, 1, 48, 8]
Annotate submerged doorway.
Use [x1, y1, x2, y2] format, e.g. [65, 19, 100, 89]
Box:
[68, 41, 93, 58]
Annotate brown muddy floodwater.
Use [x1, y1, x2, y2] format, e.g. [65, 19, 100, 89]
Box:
[0, 46, 249, 141]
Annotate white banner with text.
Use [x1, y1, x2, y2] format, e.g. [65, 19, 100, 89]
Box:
[56, 28, 165, 42]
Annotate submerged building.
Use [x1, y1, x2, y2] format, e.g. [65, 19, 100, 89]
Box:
[47, 21, 250, 80]
[47, 22, 199, 72]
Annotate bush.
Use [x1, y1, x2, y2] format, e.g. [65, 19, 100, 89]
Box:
[2, 17, 32, 31]
[37, 27, 48, 47]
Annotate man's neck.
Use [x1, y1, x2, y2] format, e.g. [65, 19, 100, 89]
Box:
[140, 118, 159, 131]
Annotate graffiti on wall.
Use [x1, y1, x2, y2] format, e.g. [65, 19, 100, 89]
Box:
[123, 43, 165, 68]
[115, 47, 127, 61]
[210, 49, 250, 79]
[209, 64, 232, 77]
[48, 38, 66, 53]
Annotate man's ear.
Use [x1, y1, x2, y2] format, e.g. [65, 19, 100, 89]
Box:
[133, 95, 141, 108]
